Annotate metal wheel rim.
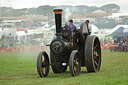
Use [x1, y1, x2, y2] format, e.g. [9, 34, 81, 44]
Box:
[93, 39, 101, 71]
[41, 55, 49, 76]
[73, 53, 80, 75]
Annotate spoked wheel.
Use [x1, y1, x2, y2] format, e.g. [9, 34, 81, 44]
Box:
[37, 51, 50, 77]
[85, 35, 101, 72]
[50, 52, 67, 73]
[69, 50, 81, 77]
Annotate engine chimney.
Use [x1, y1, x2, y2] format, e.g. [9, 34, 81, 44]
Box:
[53, 9, 63, 39]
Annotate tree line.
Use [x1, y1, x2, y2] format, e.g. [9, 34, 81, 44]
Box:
[1, 4, 120, 17]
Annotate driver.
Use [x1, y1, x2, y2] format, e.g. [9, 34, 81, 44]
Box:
[68, 20, 77, 30]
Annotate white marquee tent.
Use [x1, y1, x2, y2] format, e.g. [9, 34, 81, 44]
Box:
[111, 25, 128, 33]
[15, 31, 27, 44]
[0, 28, 4, 39]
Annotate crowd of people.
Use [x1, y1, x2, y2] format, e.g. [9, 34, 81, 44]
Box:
[102, 37, 128, 51]
[114, 37, 128, 48]
[0, 41, 14, 48]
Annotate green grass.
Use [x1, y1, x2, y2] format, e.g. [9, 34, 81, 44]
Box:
[0, 50, 128, 85]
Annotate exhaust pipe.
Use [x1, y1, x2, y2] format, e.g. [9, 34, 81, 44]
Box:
[53, 9, 63, 39]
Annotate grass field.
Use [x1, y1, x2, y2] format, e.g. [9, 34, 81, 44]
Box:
[0, 50, 128, 85]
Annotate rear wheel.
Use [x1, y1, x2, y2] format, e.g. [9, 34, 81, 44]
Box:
[84, 35, 101, 72]
[50, 52, 67, 73]
[69, 50, 81, 76]
[37, 51, 50, 77]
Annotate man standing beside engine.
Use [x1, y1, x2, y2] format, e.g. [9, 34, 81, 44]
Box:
[85, 20, 92, 35]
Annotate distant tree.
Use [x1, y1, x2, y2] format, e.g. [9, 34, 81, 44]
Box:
[1, 7, 13, 17]
[100, 4, 120, 13]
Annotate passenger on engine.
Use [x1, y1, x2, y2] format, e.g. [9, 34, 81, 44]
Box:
[85, 20, 91, 35]
[68, 20, 77, 30]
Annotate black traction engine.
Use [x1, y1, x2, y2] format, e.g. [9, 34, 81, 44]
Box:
[37, 9, 101, 77]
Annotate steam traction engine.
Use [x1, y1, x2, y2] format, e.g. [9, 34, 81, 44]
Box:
[37, 9, 101, 77]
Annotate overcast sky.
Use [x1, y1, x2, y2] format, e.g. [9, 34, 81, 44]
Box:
[1, 0, 128, 13]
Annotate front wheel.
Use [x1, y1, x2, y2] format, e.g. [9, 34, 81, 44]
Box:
[69, 50, 81, 77]
[37, 51, 50, 77]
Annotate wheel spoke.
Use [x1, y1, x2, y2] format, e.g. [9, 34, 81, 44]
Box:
[94, 45, 98, 49]
[75, 59, 79, 66]
[94, 50, 99, 58]
[42, 58, 47, 75]
[94, 60, 99, 67]
[74, 66, 76, 71]
[42, 67, 44, 73]
[94, 54, 99, 59]
[42, 61, 45, 67]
